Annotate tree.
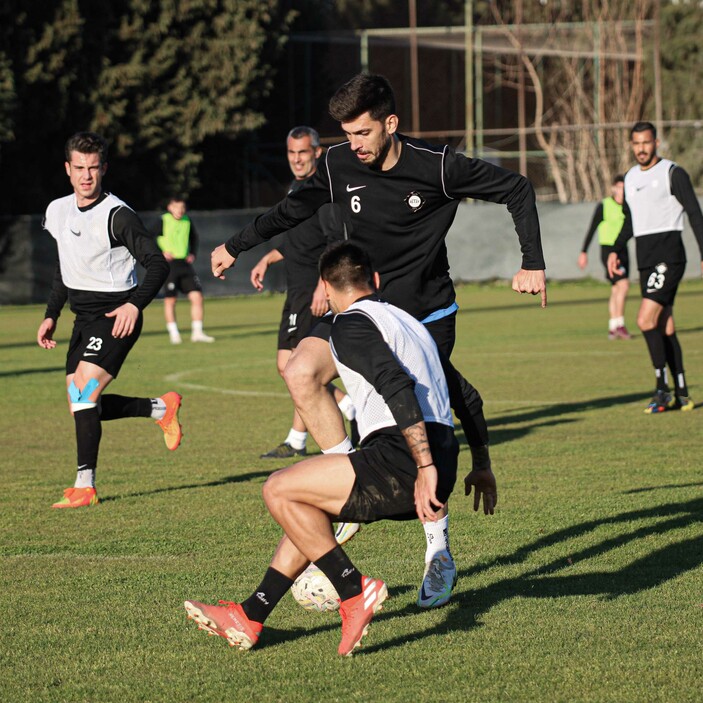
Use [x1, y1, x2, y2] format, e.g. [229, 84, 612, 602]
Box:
[653, 1, 703, 189]
[487, 0, 653, 203]
[0, 0, 294, 213]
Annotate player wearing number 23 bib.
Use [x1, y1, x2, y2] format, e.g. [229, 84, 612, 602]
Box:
[37, 132, 183, 509]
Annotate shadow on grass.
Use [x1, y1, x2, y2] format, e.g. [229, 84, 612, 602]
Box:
[454, 391, 650, 450]
[354, 495, 703, 655]
[182, 492, 703, 653]
[0, 321, 276, 352]
[623, 481, 703, 495]
[0, 365, 65, 378]
[99, 470, 272, 503]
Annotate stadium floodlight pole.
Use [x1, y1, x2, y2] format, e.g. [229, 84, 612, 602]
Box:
[464, 0, 474, 157]
[409, 0, 420, 135]
[653, 0, 663, 137]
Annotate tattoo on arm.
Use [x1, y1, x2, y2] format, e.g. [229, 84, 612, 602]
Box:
[401, 421, 433, 467]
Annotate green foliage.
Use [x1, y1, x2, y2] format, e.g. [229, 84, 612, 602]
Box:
[655, 2, 703, 188]
[1, 0, 293, 211]
[1, 282, 703, 701]
[91, 0, 292, 198]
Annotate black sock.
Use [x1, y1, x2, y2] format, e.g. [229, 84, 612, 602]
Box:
[642, 329, 668, 391]
[74, 406, 102, 472]
[240, 568, 294, 624]
[100, 395, 152, 420]
[664, 333, 688, 396]
[315, 545, 362, 602]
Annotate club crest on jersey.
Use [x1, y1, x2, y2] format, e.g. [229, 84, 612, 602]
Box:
[404, 191, 425, 212]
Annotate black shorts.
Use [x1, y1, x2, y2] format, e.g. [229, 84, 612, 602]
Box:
[164, 260, 202, 297]
[639, 262, 685, 307]
[307, 312, 333, 342]
[278, 290, 321, 350]
[66, 313, 143, 379]
[422, 313, 457, 357]
[337, 423, 458, 523]
[601, 246, 629, 284]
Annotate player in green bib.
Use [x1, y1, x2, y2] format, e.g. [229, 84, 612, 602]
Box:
[578, 175, 632, 340]
[156, 197, 214, 344]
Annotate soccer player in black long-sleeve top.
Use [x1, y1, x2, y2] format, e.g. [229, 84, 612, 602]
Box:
[608, 121, 703, 414]
[211, 74, 546, 607]
[36, 132, 183, 508]
[249, 126, 356, 462]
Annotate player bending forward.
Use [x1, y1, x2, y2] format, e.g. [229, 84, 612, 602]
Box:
[185, 242, 497, 656]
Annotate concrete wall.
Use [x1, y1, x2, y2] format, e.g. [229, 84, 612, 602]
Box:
[2, 199, 702, 306]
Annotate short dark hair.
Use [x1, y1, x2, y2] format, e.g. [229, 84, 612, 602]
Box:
[168, 196, 187, 205]
[287, 125, 320, 148]
[329, 74, 396, 123]
[630, 121, 656, 140]
[64, 132, 108, 164]
[613, 174, 624, 184]
[319, 241, 376, 292]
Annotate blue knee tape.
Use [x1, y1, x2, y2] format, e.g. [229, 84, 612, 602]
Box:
[68, 378, 100, 404]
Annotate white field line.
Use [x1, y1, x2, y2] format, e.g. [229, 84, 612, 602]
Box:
[164, 367, 289, 398]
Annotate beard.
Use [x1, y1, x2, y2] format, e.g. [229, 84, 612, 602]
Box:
[366, 131, 393, 171]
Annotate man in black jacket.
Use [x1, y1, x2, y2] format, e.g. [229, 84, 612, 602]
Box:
[211, 74, 546, 608]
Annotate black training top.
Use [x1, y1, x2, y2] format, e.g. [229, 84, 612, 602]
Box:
[226, 134, 544, 321]
[277, 177, 345, 293]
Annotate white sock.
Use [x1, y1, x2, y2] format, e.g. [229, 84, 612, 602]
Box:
[167, 321, 180, 336]
[337, 394, 356, 421]
[285, 428, 307, 450]
[614, 316, 624, 328]
[192, 320, 204, 334]
[150, 397, 166, 420]
[75, 468, 95, 489]
[608, 318, 618, 332]
[423, 514, 450, 563]
[322, 437, 354, 455]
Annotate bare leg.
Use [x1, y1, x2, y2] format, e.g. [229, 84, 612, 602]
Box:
[610, 278, 629, 320]
[188, 290, 204, 323]
[263, 454, 355, 574]
[283, 337, 346, 450]
[164, 297, 177, 324]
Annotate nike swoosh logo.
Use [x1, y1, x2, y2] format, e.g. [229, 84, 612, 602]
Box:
[419, 584, 442, 603]
[346, 184, 366, 192]
[83, 352, 98, 357]
[70, 229, 81, 236]
[635, 186, 646, 191]
[287, 327, 298, 333]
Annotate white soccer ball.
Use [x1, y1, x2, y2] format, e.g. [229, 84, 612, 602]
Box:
[290, 563, 340, 612]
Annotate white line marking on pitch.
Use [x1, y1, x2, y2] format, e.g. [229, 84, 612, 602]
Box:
[164, 368, 289, 398]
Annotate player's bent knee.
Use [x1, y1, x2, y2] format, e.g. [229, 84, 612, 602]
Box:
[283, 356, 318, 396]
[262, 470, 290, 509]
[68, 378, 100, 413]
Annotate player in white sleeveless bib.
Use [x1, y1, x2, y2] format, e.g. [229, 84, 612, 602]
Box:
[184, 242, 497, 656]
[608, 122, 703, 413]
[36, 132, 184, 508]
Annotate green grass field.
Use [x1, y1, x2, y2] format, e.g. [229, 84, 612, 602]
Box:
[2, 280, 703, 703]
